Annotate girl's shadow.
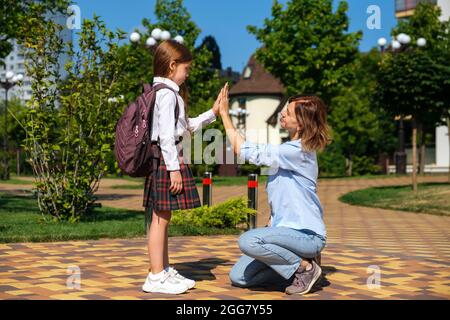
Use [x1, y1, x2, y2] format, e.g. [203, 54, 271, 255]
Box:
[171, 258, 230, 281]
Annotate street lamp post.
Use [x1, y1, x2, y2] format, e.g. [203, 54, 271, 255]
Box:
[0, 71, 23, 180]
[229, 101, 249, 176]
[377, 34, 426, 175]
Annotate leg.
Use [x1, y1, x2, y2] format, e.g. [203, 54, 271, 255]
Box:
[238, 227, 325, 280]
[163, 226, 169, 270]
[229, 255, 288, 288]
[148, 209, 171, 274]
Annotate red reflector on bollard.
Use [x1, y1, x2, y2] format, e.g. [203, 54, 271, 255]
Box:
[203, 178, 212, 185]
[248, 180, 258, 188]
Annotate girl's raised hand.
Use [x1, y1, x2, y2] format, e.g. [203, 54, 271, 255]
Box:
[212, 88, 222, 116]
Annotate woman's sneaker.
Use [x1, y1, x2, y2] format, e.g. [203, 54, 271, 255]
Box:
[285, 260, 322, 295]
[142, 270, 189, 294]
[167, 267, 196, 289]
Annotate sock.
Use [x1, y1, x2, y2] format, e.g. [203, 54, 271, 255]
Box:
[164, 266, 170, 272]
[149, 270, 166, 280]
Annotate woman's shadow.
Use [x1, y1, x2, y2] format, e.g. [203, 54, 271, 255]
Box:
[172, 258, 336, 294]
[247, 265, 337, 293]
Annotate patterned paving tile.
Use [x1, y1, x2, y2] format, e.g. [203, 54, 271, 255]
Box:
[1, 176, 449, 299]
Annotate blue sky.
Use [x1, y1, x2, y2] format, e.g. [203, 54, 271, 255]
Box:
[72, 0, 397, 72]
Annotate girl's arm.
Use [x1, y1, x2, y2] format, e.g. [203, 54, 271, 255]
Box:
[219, 83, 245, 155]
[187, 93, 221, 132]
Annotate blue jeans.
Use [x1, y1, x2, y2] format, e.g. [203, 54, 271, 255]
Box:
[229, 227, 326, 288]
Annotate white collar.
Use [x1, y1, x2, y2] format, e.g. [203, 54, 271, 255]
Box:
[153, 77, 180, 92]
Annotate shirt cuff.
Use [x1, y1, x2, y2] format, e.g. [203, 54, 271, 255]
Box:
[239, 141, 257, 162]
[204, 109, 217, 123]
[165, 162, 180, 171]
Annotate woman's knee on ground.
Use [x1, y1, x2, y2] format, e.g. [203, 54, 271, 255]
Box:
[238, 229, 263, 257]
[228, 264, 251, 288]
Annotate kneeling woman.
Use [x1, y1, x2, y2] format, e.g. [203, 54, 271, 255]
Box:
[218, 84, 330, 295]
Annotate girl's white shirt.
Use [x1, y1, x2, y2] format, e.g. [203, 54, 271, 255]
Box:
[151, 77, 216, 171]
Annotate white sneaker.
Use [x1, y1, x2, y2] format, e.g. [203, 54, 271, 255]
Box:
[168, 267, 196, 290]
[142, 270, 189, 295]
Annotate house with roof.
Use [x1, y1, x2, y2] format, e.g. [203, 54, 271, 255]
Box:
[228, 55, 288, 145]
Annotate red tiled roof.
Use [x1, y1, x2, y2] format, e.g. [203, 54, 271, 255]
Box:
[229, 55, 285, 97]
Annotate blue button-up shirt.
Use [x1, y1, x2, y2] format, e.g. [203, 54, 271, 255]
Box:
[240, 140, 326, 239]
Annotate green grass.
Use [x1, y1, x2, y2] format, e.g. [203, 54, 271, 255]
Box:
[109, 175, 269, 189]
[339, 182, 450, 216]
[107, 173, 449, 189]
[319, 173, 446, 180]
[0, 178, 33, 185]
[0, 192, 240, 243]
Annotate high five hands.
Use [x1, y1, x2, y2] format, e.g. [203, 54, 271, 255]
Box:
[212, 82, 229, 118]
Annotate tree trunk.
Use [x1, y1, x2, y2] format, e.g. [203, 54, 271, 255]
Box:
[418, 122, 426, 175]
[16, 148, 20, 176]
[346, 156, 353, 177]
[412, 118, 418, 193]
[448, 117, 450, 183]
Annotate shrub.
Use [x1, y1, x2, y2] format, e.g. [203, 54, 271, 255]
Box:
[171, 198, 256, 229]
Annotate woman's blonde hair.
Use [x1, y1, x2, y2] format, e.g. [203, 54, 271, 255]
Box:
[153, 40, 193, 125]
[288, 95, 331, 152]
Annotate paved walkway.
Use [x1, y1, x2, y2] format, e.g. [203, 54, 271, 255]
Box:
[0, 175, 449, 299]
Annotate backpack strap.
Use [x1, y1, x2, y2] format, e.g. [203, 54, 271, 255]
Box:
[149, 83, 180, 127]
[145, 83, 181, 146]
[143, 83, 153, 93]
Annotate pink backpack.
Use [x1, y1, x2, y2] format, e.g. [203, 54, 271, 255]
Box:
[114, 83, 179, 177]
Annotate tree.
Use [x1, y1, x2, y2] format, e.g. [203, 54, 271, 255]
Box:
[394, 3, 450, 175]
[20, 11, 127, 222]
[374, 3, 450, 191]
[329, 50, 397, 176]
[0, 98, 31, 175]
[198, 35, 222, 70]
[0, 0, 69, 64]
[247, 0, 361, 104]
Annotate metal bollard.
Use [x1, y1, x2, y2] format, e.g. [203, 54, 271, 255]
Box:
[203, 172, 212, 207]
[247, 174, 258, 229]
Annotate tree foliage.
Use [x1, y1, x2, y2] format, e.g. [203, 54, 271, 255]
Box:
[20, 12, 126, 222]
[0, 0, 69, 64]
[198, 35, 222, 70]
[247, 0, 361, 103]
[375, 3, 450, 128]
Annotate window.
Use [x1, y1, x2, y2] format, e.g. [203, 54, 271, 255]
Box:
[396, 0, 406, 11]
[243, 66, 252, 79]
[396, 0, 437, 12]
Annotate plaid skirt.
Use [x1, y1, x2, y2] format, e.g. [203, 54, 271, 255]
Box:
[143, 143, 201, 211]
